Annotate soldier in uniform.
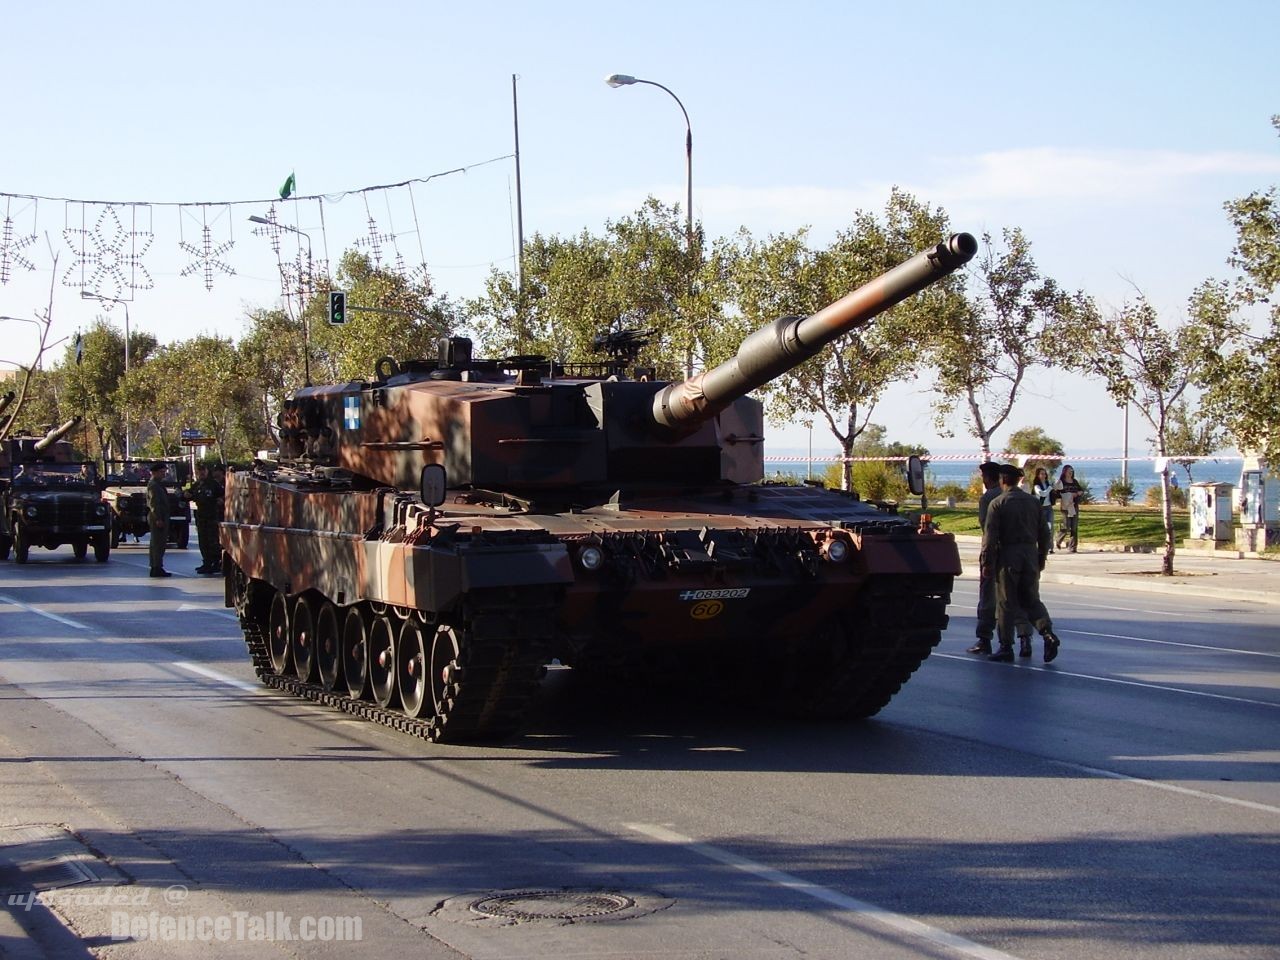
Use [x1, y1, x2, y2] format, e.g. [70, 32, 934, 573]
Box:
[188, 464, 222, 575]
[966, 461, 1002, 655]
[980, 463, 1061, 663]
[146, 462, 172, 578]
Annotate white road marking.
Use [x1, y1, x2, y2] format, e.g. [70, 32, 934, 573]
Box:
[1052, 760, 1280, 816]
[177, 603, 239, 620]
[0, 593, 90, 630]
[626, 823, 1027, 960]
[1066, 629, 1280, 658]
[932, 652, 1279, 708]
[172, 661, 260, 692]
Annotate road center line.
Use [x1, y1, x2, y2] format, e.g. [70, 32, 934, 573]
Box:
[932, 653, 1280, 708]
[626, 823, 1025, 960]
[172, 661, 261, 692]
[0, 593, 90, 630]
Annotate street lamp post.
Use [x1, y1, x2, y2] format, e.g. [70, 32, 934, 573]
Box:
[605, 73, 693, 250]
[79, 291, 132, 458]
[249, 215, 314, 386]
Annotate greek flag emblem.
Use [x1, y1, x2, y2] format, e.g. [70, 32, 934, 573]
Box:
[343, 395, 361, 430]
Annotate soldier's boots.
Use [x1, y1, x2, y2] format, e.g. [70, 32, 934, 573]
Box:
[149, 568, 172, 578]
[1018, 636, 1033, 658]
[967, 638, 993, 655]
[988, 642, 1015, 663]
[1043, 631, 1061, 663]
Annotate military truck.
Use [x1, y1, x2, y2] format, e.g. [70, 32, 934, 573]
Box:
[100, 458, 192, 548]
[0, 419, 111, 563]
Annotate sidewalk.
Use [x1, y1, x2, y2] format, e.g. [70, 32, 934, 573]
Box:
[953, 536, 1280, 607]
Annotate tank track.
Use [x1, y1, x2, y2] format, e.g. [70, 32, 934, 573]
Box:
[785, 573, 952, 720]
[237, 587, 554, 743]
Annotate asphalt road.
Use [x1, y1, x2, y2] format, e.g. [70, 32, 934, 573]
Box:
[1, 542, 1277, 960]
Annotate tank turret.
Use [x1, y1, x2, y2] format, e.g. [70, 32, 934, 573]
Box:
[276, 234, 975, 504]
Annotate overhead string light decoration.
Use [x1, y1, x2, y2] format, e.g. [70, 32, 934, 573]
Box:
[62, 202, 155, 303]
[178, 204, 237, 291]
[0, 196, 39, 284]
[0, 152, 513, 300]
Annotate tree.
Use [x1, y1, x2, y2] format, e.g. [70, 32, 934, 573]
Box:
[929, 228, 1095, 461]
[1164, 398, 1227, 485]
[467, 199, 722, 381]
[723, 189, 959, 491]
[1193, 115, 1280, 461]
[309, 250, 459, 383]
[1003, 425, 1066, 478]
[819, 423, 928, 500]
[1066, 296, 1207, 575]
[62, 318, 158, 458]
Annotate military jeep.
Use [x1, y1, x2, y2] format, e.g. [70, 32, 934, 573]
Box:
[0, 427, 111, 563]
[100, 458, 192, 549]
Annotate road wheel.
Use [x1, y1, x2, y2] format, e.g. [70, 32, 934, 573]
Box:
[94, 532, 110, 563]
[397, 620, 429, 718]
[429, 625, 463, 721]
[290, 596, 316, 683]
[13, 523, 29, 564]
[315, 602, 342, 692]
[72, 538, 88, 561]
[368, 615, 397, 709]
[267, 591, 291, 676]
[341, 606, 370, 699]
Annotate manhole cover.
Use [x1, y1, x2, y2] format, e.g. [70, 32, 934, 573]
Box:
[433, 887, 673, 927]
[471, 890, 635, 921]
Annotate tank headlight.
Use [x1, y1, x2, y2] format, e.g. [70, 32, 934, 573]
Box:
[25, 505, 38, 518]
[578, 545, 605, 572]
[95, 504, 108, 516]
[825, 538, 849, 563]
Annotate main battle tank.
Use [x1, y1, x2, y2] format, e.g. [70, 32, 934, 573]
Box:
[222, 233, 977, 742]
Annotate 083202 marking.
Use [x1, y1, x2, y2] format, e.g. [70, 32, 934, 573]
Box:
[679, 588, 751, 601]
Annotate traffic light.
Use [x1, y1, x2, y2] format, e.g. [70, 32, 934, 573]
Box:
[328, 290, 347, 325]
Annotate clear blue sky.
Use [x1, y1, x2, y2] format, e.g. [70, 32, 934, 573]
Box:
[3, 0, 1278, 456]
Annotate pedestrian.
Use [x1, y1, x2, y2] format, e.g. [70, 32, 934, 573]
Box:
[1031, 466, 1055, 554]
[981, 463, 1061, 663]
[187, 464, 222, 575]
[1053, 464, 1084, 553]
[146, 462, 172, 578]
[967, 461, 1002, 655]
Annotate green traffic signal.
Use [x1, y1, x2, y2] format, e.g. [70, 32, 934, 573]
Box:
[329, 290, 347, 325]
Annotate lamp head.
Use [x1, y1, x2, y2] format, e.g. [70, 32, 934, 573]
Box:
[248, 215, 271, 225]
[605, 73, 637, 88]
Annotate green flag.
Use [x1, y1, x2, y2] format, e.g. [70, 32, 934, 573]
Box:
[279, 171, 296, 200]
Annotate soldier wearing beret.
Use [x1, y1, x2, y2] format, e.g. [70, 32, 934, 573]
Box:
[979, 463, 1061, 662]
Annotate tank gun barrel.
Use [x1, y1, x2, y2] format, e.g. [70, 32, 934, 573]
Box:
[33, 416, 82, 452]
[651, 233, 977, 435]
